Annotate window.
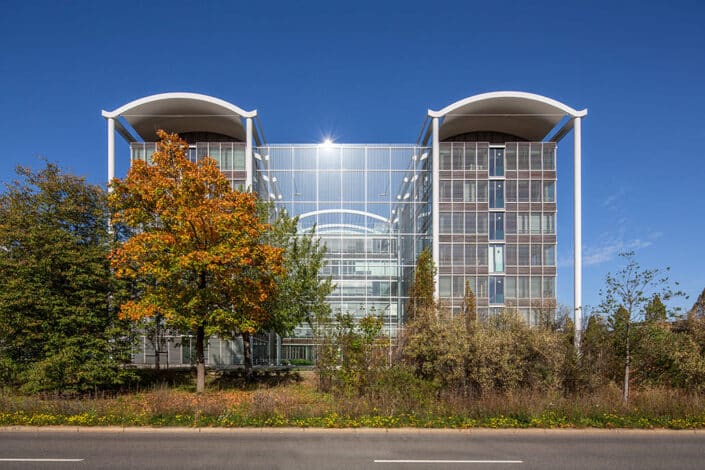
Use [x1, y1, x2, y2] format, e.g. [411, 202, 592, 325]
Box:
[452, 213, 464, 233]
[543, 277, 556, 297]
[531, 181, 542, 202]
[439, 181, 452, 201]
[452, 244, 464, 264]
[543, 245, 556, 266]
[543, 144, 556, 170]
[465, 144, 477, 170]
[506, 244, 517, 265]
[543, 213, 555, 234]
[477, 245, 488, 265]
[518, 244, 530, 265]
[452, 181, 464, 201]
[505, 276, 516, 298]
[489, 181, 504, 208]
[489, 245, 504, 273]
[464, 244, 476, 265]
[505, 212, 516, 234]
[440, 145, 452, 170]
[530, 144, 543, 170]
[464, 213, 476, 233]
[489, 213, 504, 240]
[440, 212, 452, 233]
[439, 276, 451, 297]
[505, 180, 517, 202]
[531, 277, 542, 298]
[440, 244, 452, 264]
[531, 245, 542, 266]
[452, 143, 464, 170]
[518, 180, 529, 202]
[477, 181, 488, 202]
[530, 213, 541, 234]
[517, 143, 530, 170]
[463, 181, 476, 202]
[489, 277, 504, 304]
[489, 148, 504, 176]
[476, 276, 488, 298]
[476, 145, 489, 171]
[477, 213, 488, 234]
[517, 276, 530, 298]
[505, 144, 517, 171]
[543, 181, 555, 202]
[517, 213, 530, 234]
[453, 276, 465, 297]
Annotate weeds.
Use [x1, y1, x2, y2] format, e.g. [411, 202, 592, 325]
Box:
[3, 372, 705, 429]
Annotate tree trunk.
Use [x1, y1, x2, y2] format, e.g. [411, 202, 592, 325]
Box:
[243, 332, 253, 379]
[623, 322, 631, 403]
[196, 324, 206, 393]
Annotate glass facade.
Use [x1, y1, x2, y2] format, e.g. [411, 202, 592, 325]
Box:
[131, 141, 248, 188]
[254, 145, 431, 339]
[130, 139, 557, 328]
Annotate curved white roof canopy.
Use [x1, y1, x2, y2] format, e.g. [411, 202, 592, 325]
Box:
[102, 92, 256, 142]
[428, 91, 587, 142]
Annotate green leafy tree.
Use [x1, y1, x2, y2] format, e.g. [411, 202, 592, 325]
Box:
[632, 321, 705, 389]
[315, 312, 387, 394]
[597, 251, 684, 402]
[0, 163, 133, 392]
[644, 294, 668, 323]
[260, 205, 332, 350]
[109, 131, 284, 392]
[580, 314, 616, 388]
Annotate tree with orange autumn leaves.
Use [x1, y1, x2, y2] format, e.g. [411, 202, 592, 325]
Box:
[109, 131, 284, 392]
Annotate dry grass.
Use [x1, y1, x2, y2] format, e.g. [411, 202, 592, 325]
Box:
[3, 371, 705, 428]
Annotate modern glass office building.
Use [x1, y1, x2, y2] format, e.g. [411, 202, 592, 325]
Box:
[103, 91, 587, 365]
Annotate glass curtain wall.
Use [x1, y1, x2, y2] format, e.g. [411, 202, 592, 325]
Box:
[255, 145, 430, 343]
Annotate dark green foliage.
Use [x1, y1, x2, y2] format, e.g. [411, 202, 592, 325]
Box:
[632, 322, 705, 389]
[0, 163, 134, 392]
[580, 315, 617, 387]
[644, 295, 667, 323]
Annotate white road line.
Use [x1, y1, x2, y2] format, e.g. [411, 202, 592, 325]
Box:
[0, 459, 84, 462]
[374, 460, 522, 464]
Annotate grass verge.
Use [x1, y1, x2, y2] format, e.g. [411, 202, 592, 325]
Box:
[2, 372, 705, 429]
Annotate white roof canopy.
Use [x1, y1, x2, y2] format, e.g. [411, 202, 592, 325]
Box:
[428, 91, 587, 142]
[102, 92, 256, 142]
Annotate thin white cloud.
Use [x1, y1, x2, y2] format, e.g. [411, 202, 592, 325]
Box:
[558, 234, 660, 268]
[583, 238, 653, 266]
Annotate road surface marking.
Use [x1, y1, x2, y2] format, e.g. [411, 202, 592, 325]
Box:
[374, 460, 522, 464]
[0, 459, 84, 462]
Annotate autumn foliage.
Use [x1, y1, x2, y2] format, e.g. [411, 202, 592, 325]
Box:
[109, 131, 284, 391]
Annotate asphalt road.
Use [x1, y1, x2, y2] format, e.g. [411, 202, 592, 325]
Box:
[0, 427, 703, 469]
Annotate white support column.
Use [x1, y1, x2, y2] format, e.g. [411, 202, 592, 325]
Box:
[107, 118, 115, 191]
[573, 117, 582, 351]
[431, 117, 440, 299]
[245, 117, 253, 190]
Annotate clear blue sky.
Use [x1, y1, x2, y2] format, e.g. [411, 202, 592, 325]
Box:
[1, 0, 703, 313]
